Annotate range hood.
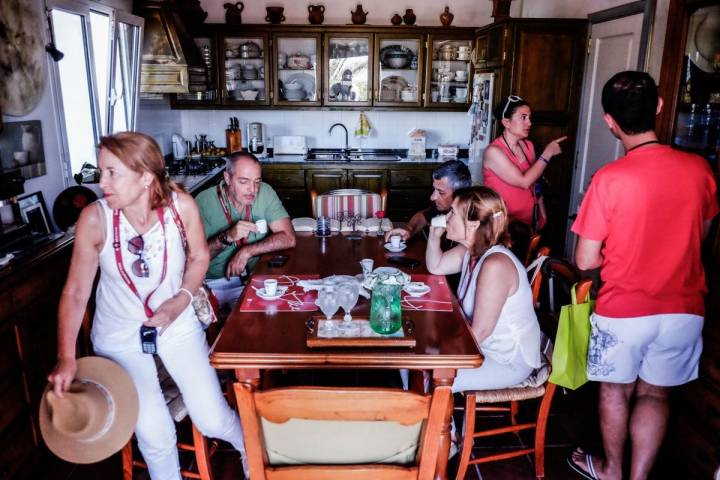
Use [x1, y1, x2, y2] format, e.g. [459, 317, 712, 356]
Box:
[134, 0, 207, 93]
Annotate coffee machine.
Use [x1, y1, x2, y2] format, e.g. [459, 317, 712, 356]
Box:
[247, 122, 265, 158]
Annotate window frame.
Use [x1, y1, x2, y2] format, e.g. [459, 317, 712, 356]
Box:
[46, 0, 143, 185]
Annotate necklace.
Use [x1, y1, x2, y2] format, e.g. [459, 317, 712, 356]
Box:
[502, 134, 527, 163]
[626, 140, 659, 153]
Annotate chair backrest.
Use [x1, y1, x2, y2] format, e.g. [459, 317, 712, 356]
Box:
[311, 189, 386, 219]
[525, 234, 542, 267]
[534, 257, 580, 337]
[235, 384, 451, 480]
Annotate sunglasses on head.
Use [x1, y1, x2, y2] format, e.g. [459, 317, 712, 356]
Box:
[127, 235, 149, 278]
[501, 95, 524, 119]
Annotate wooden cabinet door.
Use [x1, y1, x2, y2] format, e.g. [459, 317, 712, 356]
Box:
[219, 32, 271, 106]
[305, 169, 346, 195]
[323, 33, 374, 107]
[272, 33, 322, 106]
[347, 169, 387, 193]
[373, 33, 424, 107]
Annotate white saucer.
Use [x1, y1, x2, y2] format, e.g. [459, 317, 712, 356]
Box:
[384, 242, 407, 252]
[255, 285, 288, 300]
[403, 282, 431, 297]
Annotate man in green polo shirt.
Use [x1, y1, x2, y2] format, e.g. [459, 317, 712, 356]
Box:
[196, 152, 296, 309]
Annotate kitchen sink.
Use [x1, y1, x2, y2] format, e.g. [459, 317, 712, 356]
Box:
[305, 150, 404, 162]
[305, 152, 348, 161]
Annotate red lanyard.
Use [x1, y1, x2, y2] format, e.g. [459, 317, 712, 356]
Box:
[215, 183, 251, 247]
[113, 208, 168, 318]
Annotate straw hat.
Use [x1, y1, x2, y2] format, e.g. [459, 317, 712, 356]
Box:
[39, 357, 139, 464]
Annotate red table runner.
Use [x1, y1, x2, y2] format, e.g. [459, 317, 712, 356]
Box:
[401, 274, 454, 312]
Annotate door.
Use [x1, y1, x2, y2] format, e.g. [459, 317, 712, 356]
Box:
[565, 12, 645, 256]
[220, 33, 270, 106]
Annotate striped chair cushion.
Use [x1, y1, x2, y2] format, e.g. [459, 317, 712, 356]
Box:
[315, 192, 383, 219]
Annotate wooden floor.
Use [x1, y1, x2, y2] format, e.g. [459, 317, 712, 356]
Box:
[30, 373, 689, 479]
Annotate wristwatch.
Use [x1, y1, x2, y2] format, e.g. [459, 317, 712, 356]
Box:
[218, 230, 233, 246]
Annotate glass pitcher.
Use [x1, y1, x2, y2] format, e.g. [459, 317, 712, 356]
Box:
[369, 282, 402, 334]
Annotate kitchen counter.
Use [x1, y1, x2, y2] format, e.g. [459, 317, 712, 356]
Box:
[262, 155, 448, 164]
[170, 166, 225, 195]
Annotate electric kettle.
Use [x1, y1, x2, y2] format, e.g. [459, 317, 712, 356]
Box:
[172, 133, 188, 160]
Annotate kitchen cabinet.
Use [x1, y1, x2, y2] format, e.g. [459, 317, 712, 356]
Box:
[261, 162, 437, 221]
[347, 169, 388, 192]
[658, 1, 719, 166]
[424, 34, 474, 107]
[273, 33, 321, 106]
[474, 18, 587, 252]
[171, 24, 478, 111]
[219, 32, 271, 106]
[374, 34, 424, 107]
[0, 237, 73, 479]
[323, 33, 374, 107]
[305, 169, 347, 194]
[657, 1, 720, 477]
[171, 35, 220, 107]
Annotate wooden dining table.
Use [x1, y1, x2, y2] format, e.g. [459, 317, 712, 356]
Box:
[209, 231, 483, 479]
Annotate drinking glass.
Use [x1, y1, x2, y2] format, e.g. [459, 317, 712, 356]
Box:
[315, 286, 340, 334]
[337, 282, 360, 323]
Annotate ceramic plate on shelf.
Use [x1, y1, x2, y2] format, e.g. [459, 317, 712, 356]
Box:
[284, 73, 315, 100]
[380, 76, 409, 102]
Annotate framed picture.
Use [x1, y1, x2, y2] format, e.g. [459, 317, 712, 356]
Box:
[0, 120, 46, 179]
[17, 191, 51, 235]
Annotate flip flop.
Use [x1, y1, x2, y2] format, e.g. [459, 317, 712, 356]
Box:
[567, 448, 600, 480]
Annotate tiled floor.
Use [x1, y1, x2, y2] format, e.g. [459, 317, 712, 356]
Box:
[31, 375, 686, 479]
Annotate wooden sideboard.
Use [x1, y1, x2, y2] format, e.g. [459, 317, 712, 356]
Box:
[0, 236, 73, 479]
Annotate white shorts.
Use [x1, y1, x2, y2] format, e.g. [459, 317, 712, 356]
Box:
[587, 313, 703, 387]
[206, 276, 244, 310]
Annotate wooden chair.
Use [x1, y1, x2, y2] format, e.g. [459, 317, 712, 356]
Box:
[528, 246, 551, 308]
[235, 384, 452, 480]
[122, 357, 219, 480]
[525, 233, 542, 267]
[455, 259, 589, 480]
[310, 188, 387, 218]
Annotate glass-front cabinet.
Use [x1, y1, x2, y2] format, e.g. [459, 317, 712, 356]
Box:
[273, 33, 321, 106]
[670, 5, 720, 164]
[220, 33, 270, 106]
[425, 35, 473, 108]
[374, 34, 424, 107]
[173, 36, 219, 106]
[323, 33, 373, 107]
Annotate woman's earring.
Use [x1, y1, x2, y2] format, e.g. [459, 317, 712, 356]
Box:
[144, 184, 149, 190]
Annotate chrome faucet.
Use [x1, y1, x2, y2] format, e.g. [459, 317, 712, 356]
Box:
[329, 123, 349, 154]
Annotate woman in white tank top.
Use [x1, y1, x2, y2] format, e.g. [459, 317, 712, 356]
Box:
[47, 133, 247, 479]
[426, 186, 541, 391]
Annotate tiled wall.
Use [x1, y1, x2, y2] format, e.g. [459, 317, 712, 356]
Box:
[174, 108, 472, 153]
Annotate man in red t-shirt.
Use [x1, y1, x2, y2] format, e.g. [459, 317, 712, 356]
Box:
[568, 71, 718, 480]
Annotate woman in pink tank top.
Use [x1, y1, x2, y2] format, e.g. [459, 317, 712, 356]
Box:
[482, 95, 567, 228]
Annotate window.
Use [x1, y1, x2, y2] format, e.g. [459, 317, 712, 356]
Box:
[48, 0, 143, 181]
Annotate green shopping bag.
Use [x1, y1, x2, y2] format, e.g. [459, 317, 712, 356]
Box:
[548, 283, 594, 390]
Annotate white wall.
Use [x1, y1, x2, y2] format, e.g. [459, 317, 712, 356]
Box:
[200, 0, 524, 27]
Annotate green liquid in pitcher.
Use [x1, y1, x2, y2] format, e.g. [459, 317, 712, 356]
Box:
[369, 284, 402, 334]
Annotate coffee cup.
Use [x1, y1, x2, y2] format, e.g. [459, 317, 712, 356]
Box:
[360, 258, 374, 277]
[455, 70, 467, 81]
[264, 278, 278, 296]
[255, 219, 268, 234]
[431, 215, 447, 228]
[390, 235, 402, 249]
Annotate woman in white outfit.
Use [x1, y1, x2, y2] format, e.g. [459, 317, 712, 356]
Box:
[48, 132, 246, 480]
[426, 186, 541, 391]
